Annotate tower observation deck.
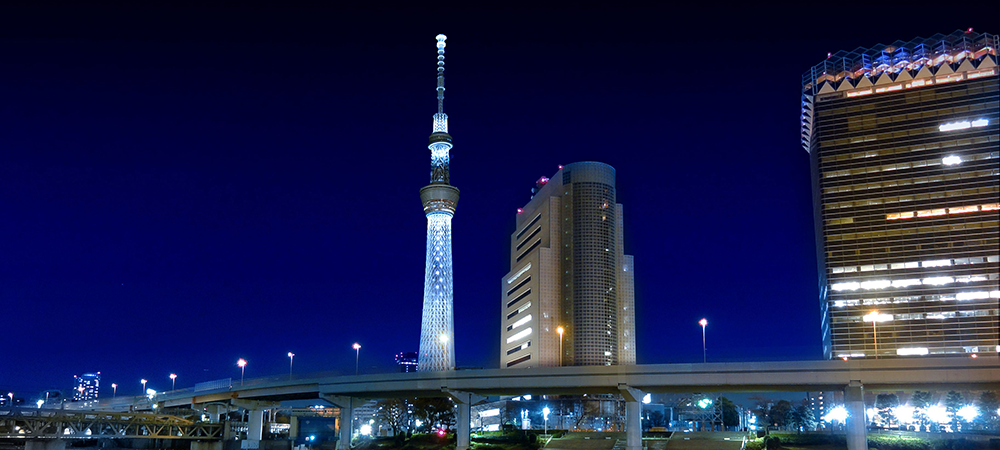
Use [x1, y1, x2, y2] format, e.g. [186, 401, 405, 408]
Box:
[418, 34, 459, 372]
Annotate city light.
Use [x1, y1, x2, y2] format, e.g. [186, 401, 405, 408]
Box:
[288, 352, 295, 377]
[697, 398, 712, 409]
[822, 405, 848, 423]
[359, 424, 372, 436]
[36, 399, 44, 408]
[237, 358, 247, 385]
[111, 383, 117, 398]
[353, 343, 361, 375]
[141, 379, 147, 393]
[642, 393, 651, 404]
[927, 405, 949, 423]
[699, 318, 708, 363]
[942, 155, 963, 165]
[169, 373, 177, 390]
[958, 405, 979, 422]
[896, 405, 915, 423]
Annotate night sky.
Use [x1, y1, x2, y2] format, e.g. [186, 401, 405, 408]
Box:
[1, 4, 989, 398]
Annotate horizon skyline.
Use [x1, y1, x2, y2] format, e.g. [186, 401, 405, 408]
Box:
[1, 4, 991, 396]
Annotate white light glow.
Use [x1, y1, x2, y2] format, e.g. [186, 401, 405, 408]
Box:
[832, 282, 861, 291]
[958, 405, 979, 422]
[940, 121, 972, 132]
[866, 408, 876, 420]
[864, 313, 893, 322]
[896, 405, 915, 423]
[971, 118, 989, 127]
[956, 291, 990, 300]
[861, 280, 891, 290]
[892, 279, 922, 288]
[927, 405, 949, 423]
[480, 408, 500, 418]
[922, 259, 952, 268]
[506, 327, 532, 344]
[642, 393, 651, 404]
[510, 314, 532, 330]
[923, 276, 954, 286]
[896, 347, 929, 356]
[523, 395, 532, 401]
[942, 155, 963, 165]
[506, 263, 532, 284]
[359, 424, 372, 436]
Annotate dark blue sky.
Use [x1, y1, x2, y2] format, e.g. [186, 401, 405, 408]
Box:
[0, 4, 985, 398]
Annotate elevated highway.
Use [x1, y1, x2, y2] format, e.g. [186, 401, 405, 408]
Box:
[100, 357, 999, 450]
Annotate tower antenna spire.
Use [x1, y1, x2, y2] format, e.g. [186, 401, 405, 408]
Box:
[436, 34, 446, 114]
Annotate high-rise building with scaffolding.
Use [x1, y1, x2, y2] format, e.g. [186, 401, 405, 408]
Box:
[417, 35, 459, 372]
[800, 30, 999, 360]
[500, 162, 636, 368]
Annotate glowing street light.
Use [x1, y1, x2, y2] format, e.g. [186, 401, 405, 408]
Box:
[7, 392, 13, 406]
[141, 379, 148, 393]
[352, 343, 361, 375]
[288, 352, 295, 377]
[36, 399, 44, 408]
[556, 326, 565, 365]
[169, 373, 177, 390]
[111, 383, 117, 398]
[864, 311, 893, 359]
[543, 406, 551, 435]
[698, 318, 708, 363]
[237, 358, 248, 385]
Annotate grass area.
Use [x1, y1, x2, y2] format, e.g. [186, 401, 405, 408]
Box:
[352, 432, 543, 450]
[743, 432, 997, 450]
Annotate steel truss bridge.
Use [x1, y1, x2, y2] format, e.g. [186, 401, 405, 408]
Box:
[0, 408, 223, 440]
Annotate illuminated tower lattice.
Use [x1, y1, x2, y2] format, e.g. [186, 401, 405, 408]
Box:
[418, 34, 458, 372]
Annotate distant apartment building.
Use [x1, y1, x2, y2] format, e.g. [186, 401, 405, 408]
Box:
[801, 30, 999, 359]
[73, 372, 100, 402]
[501, 161, 636, 368]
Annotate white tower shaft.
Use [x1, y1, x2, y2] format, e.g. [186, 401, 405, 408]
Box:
[418, 34, 458, 371]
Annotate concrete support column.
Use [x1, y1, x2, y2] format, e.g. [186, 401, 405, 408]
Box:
[206, 404, 227, 423]
[248, 409, 265, 441]
[845, 380, 867, 450]
[290, 415, 299, 440]
[617, 384, 645, 450]
[444, 389, 485, 450]
[322, 395, 354, 450]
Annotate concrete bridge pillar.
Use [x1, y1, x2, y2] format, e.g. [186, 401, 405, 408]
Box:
[323, 395, 354, 450]
[618, 384, 645, 450]
[247, 409, 265, 441]
[205, 404, 227, 423]
[26, 440, 66, 450]
[444, 389, 486, 450]
[845, 380, 867, 450]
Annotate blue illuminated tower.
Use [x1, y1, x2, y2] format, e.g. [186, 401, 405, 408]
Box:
[418, 34, 458, 372]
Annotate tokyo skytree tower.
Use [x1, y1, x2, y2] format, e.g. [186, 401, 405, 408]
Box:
[417, 34, 458, 372]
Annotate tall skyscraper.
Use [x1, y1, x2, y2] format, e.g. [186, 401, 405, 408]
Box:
[418, 34, 458, 372]
[801, 30, 999, 360]
[501, 162, 636, 368]
[73, 372, 100, 402]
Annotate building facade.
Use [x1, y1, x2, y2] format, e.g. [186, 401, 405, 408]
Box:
[395, 352, 418, 373]
[418, 35, 459, 372]
[801, 30, 999, 360]
[500, 161, 636, 368]
[73, 372, 100, 402]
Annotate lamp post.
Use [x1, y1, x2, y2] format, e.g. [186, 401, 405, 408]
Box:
[699, 318, 708, 363]
[864, 311, 892, 359]
[111, 383, 117, 398]
[237, 358, 247, 385]
[169, 373, 177, 390]
[352, 343, 361, 375]
[141, 379, 147, 394]
[288, 352, 295, 378]
[556, 326, 565, 365]
[543, 406, 550, 435]
[7, 392, 13, 407]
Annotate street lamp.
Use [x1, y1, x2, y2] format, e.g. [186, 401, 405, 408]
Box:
[699, 318, 708, 363]
[864, 311, 893, 359]
[111, 383, 117, 398]
[169, 373, 177, 390]
[556, 326, 565, 365]
[288, 352, 295, 377]
[543, 406, 551, 435]
[141, 379, 147, 394]
[7, 392, 13, 407]
[352, 343, 361, 375]
[237, 358, 247, 385]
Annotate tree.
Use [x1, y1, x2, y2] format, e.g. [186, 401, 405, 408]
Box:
[375, 399, 408, 437]
[768, 400, 793, 429]
[875, 393, 900, 427]
[977, 391, 999, 430]
[788, 405, 817, 433]
[945, 391, 964, 431]
[911, 391, 932, 431]
[719, 397, 739, 430]
[411, 398, 455, 432]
